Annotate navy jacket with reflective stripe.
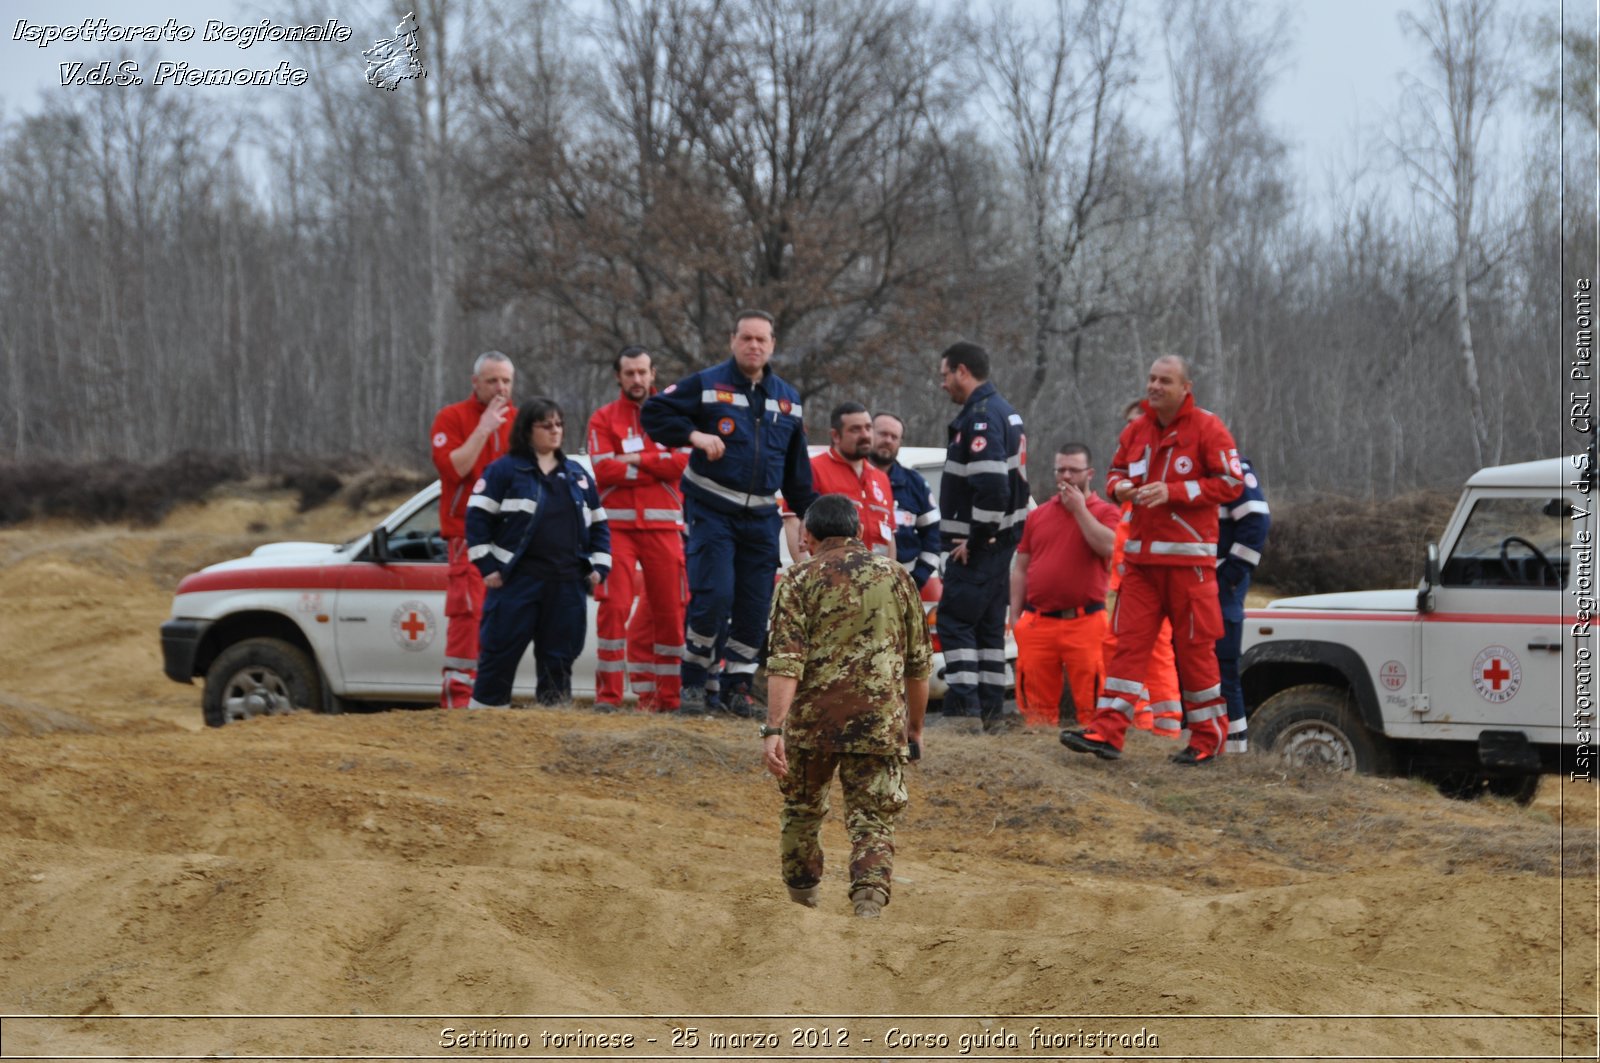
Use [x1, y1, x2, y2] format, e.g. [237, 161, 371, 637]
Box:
[885, 459, 941, 586]
[465, 454, 612, 585]
[941, 381, 1030, 550]
[1217, 456, 1270, 570]
[640, 358, 816, 518]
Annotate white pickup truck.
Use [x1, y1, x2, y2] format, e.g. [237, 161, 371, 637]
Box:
[1240, 455, 1593, 802]
[160, 447, 964, 726]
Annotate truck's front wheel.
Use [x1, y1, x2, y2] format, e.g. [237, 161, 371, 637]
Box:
[1253, 683, 1394, 776]
[202, 638, 322, 728]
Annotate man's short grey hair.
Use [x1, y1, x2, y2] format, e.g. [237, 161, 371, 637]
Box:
[804, 494, 860, 540]
[473, 350, 513, 375]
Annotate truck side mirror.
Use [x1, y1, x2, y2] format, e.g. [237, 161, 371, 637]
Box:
[1417, 542, 1439, 614]
[369, 526, 391, 563]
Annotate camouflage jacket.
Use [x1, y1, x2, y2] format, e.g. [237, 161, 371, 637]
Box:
[766, 537, 932, 755]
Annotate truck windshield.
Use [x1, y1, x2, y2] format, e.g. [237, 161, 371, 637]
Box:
[1440, 496, 1568, 589]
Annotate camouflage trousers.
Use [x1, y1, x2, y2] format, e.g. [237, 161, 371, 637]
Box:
[779, 746, 907, 902]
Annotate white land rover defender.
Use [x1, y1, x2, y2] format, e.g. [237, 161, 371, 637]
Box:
[1240, 455, 1592, 803]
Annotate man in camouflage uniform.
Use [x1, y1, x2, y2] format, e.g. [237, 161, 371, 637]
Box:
[761, 494, 932, 919]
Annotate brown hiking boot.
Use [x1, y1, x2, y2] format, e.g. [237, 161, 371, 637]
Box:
[787, 885, 819, 908]
[850, 886, 888, 918]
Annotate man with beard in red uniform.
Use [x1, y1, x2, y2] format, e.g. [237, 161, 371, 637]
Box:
[430, 351, 517, 708]
[1062, 355, 1242, 765]
[783, 402, 895, 563]
[587, 345, 690, 711]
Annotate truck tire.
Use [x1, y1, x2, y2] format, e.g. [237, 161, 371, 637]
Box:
[1253, 683, 1395, 776]
[1434, 772, 1542, 806]
[202, 637, 323, 728]
[1487, 775, 1541, 805]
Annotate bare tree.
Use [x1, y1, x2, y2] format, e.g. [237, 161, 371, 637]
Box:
[465, 0, 984, 404]
[1393, 0, 1515, 467]
[1161, 0, 1289, 413]
[973, 0, 1137, 414]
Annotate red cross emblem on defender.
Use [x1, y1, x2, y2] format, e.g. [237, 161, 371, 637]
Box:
[1472, 645, 1520, 703]
[400, 612, 426, 641]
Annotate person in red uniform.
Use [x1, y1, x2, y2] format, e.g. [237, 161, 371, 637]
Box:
[1103, 398, 1182, 739]
[1062, 355, 1242, 766]
[586, 345, 690, 711]
[430, 351, 517, 708]
[783, 402, 895, 562]
[1008, 444, 1119, 727]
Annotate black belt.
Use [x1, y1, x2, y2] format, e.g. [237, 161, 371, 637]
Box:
[1025, 602, 1105, 620]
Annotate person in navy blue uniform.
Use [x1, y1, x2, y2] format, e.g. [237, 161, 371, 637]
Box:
[1216, 455, 1270, 752]
[869, 411, 941, 590]
[466, 397, 611, 709]
[935, 342, 1030, 732]
[640, 310, 817, 717]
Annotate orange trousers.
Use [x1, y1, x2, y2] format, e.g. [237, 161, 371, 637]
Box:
[1014, 610, 1107, 727]
[1102, 616, 1182, 737]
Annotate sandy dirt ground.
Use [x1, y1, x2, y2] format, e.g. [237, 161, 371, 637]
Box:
[1, 488, 1597, 1062]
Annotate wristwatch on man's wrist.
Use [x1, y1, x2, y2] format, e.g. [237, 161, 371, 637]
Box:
[759, 725, 784, 739]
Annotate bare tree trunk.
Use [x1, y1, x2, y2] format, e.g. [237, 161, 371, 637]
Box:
[1395, 0, 1509, 470]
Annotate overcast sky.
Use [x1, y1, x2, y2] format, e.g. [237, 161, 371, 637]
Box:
[0, 0, 1568, 208]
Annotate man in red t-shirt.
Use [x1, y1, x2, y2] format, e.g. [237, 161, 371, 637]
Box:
[429, 351, 517, 708]
[1008, 443, 1119, 727]
[783, 402, 895, 561]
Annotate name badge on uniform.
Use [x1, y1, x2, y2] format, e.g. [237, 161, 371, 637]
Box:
[622, 435, 645, 454]
[1129, 459, 1148, 478]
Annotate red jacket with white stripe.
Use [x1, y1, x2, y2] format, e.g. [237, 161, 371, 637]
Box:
[431, 395, 517, 540]
[587, 392, 690, 532]
[781, 448, 896, 555]
[1107, 393, 1242, 567]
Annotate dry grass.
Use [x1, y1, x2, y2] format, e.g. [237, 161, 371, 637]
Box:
[534, 718, 1581, 885]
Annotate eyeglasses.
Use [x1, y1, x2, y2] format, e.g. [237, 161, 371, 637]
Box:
[534, 420, 564, 431]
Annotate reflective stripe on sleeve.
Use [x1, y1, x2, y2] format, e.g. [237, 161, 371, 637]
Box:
[946, 459, 1009, 477]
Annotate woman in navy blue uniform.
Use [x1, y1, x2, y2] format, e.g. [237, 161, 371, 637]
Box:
[466, 398, 611, 708]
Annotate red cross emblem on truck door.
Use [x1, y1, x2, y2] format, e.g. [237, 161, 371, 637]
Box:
[1471, 646, 1520, 704]
[390, 600, 437, 652]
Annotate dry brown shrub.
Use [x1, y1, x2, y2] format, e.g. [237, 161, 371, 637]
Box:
[340, 467, 434, 511]
[0, 453, 433, 527]
[1255, 489, 1458, 595]
[0, 451, 246, 526]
